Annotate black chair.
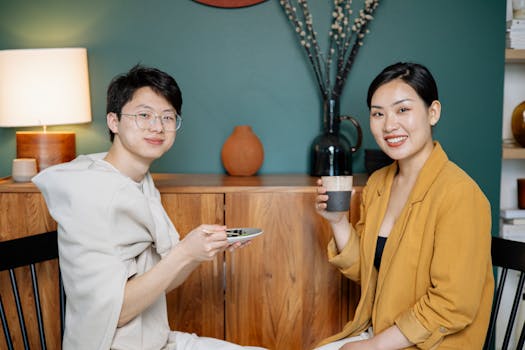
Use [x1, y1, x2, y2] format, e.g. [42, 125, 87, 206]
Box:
[485, 236, 525, 350]
[0, 231, 65, 350]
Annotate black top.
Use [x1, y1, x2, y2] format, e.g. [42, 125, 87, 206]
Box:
[374, 236, 388, 270]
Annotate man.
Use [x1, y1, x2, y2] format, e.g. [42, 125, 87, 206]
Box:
[34, 65, 265, 350]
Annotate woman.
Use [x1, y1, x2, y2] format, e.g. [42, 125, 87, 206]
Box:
[314, 62, 494, 349]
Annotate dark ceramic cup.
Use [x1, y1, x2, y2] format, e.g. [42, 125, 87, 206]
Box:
[322, 176, 353, 212]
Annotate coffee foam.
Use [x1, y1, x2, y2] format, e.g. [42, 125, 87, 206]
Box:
[321, 176, 353, 191]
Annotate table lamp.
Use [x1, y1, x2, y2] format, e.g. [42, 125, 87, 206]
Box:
[0, 48, 92, 171]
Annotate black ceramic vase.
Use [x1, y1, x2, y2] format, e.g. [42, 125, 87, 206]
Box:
[310, 97, 363, 176]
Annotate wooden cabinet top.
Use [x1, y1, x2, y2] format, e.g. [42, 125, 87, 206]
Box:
[0, 173, 367, 194]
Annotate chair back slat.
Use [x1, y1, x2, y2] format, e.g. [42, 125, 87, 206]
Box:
[485, 237, 525, 350]
[59, 272, 66, 340]
[0, 231, 63, 349]
[9, 269, 30, 349]
[503, 272, 525, 350]
[0, 231, 58, 270]
[0, 295, 14, 350]
[30, 263, 47, 350]
[492, 237, 525, 272]
[518, 321, 525, 350]
[484, 268, 508, 350]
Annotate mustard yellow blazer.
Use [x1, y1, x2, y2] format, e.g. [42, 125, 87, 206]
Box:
[319, 142, 494, 349]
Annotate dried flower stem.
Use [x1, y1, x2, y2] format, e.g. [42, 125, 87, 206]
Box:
[280, 0, 327, 95]
[279, 0, 380, 99]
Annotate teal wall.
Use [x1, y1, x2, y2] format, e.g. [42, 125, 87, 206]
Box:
[0, 1, 505, 229]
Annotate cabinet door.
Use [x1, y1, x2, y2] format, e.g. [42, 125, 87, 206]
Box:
[0, 193, 56, 240]
[224, 192, 348, 349]
[161, 193, 225, 339]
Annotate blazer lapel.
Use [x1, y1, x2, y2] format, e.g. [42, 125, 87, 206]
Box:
[359, 163, 397, 317]
[374, 142, 449, 301]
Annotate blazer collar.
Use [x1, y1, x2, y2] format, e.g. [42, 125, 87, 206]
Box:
[375, 141, 449, 205]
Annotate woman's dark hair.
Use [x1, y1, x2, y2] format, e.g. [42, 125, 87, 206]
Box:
[106, 64, 183, 142]
[366, 62, 438, 109]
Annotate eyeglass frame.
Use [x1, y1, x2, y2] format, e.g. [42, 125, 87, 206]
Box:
[119, 111, 183, 132]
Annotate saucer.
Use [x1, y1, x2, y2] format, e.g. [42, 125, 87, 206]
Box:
[227, 228, 264, 243]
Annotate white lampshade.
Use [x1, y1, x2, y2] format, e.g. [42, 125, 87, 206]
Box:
[0, 48, 92, 127]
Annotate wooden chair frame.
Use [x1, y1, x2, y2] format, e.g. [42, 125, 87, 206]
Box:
[484, 236, 525, 350]
[0, 231, 65, 350]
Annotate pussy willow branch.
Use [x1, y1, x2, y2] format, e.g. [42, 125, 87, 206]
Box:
[280, 0, 380, 100]
[298, 1, 328, 95]
[334, 0, 379, 97]
[335, 0, 353, 83]
[280, 0, 327, 96]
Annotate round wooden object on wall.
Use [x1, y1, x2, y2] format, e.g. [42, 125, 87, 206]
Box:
[193, 0, 266, 8]
[221, 125, 264, 176]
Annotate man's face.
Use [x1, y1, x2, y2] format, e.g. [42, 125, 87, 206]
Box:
[107, 86, 177, 163]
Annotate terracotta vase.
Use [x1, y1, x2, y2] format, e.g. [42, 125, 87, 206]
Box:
[512, 100, 525, 147]
[221, 125, 264, 176]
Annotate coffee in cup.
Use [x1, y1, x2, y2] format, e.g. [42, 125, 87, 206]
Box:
[321, 176, 353, 212]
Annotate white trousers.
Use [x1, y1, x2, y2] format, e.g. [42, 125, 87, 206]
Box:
[168, 331, 267, 350]
[313, 328, 373, 350]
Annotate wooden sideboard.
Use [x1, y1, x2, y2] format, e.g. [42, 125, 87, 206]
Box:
[0, 174, 365, 350]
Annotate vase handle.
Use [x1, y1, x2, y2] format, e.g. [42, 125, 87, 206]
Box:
[339, 115, 363, 153]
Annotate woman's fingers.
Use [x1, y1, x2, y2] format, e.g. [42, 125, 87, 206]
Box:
[315, 194, 329, 211]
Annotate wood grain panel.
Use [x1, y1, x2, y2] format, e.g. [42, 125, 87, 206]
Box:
[161, 193, 225, 339]
[152, 173, 367, 194]
[224, 192, 346, 350]
[0, 259, 61, 350]
[16, 132, 76, 171]
[0, 193, 56, 240]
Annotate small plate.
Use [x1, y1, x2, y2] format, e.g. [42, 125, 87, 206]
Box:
[227, 228, 264, 243]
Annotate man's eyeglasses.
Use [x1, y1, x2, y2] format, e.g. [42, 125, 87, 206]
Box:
[120, 111, 182, 132]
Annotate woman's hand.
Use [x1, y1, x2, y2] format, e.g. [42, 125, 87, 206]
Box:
[316, 178, 348, 224]
[316, 178, 353, 252]
[179, 224, 229, 262]
[339, 339, 378, 350]
[339, 326, 413, 350]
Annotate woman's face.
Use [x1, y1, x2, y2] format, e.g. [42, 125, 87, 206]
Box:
[369, 79, 440, 166]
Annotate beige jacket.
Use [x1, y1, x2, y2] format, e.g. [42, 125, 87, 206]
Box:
[34, 154, 179, 350]
[319, 143, 494, 349]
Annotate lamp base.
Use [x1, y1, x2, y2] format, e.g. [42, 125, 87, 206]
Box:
[16, 131, 76, 171]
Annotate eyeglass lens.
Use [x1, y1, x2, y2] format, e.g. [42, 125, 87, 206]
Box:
[125, 112, 182, 131]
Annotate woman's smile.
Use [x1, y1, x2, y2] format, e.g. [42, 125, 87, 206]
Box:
[384, 135, 408, 147]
